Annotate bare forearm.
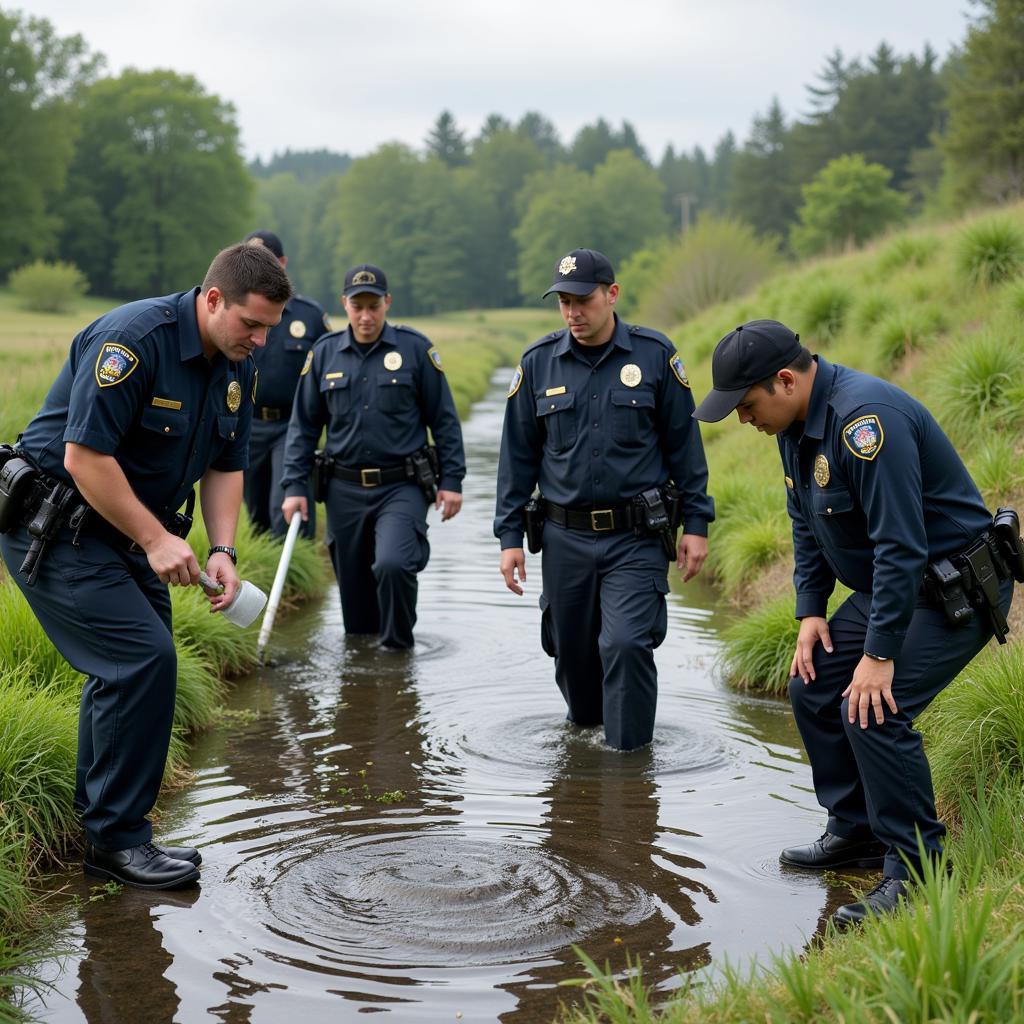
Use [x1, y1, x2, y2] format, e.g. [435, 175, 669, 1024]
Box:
[64, 443, 164, 548]
[200, 469, 243, 549]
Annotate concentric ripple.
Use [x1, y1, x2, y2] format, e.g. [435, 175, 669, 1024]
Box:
[258, 830, 657, 966]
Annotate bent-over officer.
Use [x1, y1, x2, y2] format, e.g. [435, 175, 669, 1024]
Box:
[281, 264, 465, 650]
[241, 230, 330, 539]
[495, 248, 714, 751]
[693, 319, 1019, 926]
[0, 244, 292, 889]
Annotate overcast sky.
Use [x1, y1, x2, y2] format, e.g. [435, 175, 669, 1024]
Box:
[24, 0, 973, 162]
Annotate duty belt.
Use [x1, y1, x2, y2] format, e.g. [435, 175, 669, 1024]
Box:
[256, 406, 289, 421]
[330, 463, 408, 488]
[544, 500, 638, 532]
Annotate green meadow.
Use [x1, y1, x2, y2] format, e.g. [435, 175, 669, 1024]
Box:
[0, 298, 542, 1021]
[562, 206, 1024, 1023]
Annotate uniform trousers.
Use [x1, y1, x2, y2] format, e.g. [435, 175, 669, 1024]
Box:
[790, 580, 1014, 878]
[324, 478, 429, 649]
[539, 524, 669, 750]
[0, 527, 177, 851]
[244, 419, 315, 539]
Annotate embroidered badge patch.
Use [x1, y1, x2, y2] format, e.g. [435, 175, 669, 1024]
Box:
[322, 311, 332, 331]
[843, 414, 885, 461]
[620, 363, 642, 387]
[384, 351, 403, 371]
[428, 348, 444, 372]
[814, 453, 830, 487]
[558, 256, 577, 276]
[507, 365, 523, 399]
[300, 350, 314, 376]
[785, 475, 794, 489]
[226, 380, 242, 413]
[669, 353, 690, 388]
[94, 342, 140, 388]
[290, 320, 306, 339]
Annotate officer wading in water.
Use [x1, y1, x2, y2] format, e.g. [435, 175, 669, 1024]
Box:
[241, 230, 331, 539]
[693, 319, 1021, 926]
[495, 248, 714, 751]
[281, 264, 465, 650]
[0, 244, 292, 889]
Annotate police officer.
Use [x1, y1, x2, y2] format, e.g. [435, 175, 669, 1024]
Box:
[241, 230, 330, 539]
[495, 248, 714, 751]
[281, 264, 465, 650]
[0, 243, 291, 889]
[693, 319, 1016, 925]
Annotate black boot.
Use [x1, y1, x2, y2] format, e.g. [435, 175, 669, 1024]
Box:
[779, 831, 885, 869]
[84, 842, 200, 890]
[153, 842, 202, 866]
[833, 876, 911, 927]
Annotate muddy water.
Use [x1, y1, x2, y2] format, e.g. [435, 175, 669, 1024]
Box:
[28, 374, 860, 1023]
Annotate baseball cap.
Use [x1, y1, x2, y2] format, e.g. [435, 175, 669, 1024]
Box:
[243, 230, 284, 259]
[693, 319, 803, 422]
[542, 248, 615, 298]
[343, 264, 389, 298]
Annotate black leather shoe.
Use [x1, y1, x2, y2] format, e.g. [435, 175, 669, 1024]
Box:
[779, 831, 885, 869]
[83, 842, 200, 890]
[154, 842, 202, 866]
[833, 876, 911, 927]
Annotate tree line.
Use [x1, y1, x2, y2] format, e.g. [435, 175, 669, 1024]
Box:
[2, 1, 1022, 315]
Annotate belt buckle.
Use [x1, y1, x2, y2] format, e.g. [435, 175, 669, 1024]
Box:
[360, 467, 382, 488]
[260, 407, 280, 421]
[591, 509, 615, 531]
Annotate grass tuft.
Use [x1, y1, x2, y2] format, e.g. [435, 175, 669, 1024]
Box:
[877, 234, 938, 274]
[872, 305, 946, 369]
[800, 280, 853, 342]
[957, 218, 1024, 287]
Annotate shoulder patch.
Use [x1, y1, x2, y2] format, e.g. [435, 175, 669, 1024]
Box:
[507, 365, 524, 399]
[322, 311, 332, 331]
[95, 342, 140, 388]
[842, 414, 885, 461]
[785, 475, 794, 489]
[300, 350, 314, 376]
[427, 347, 444, 372]
[669, 352, 690, 388]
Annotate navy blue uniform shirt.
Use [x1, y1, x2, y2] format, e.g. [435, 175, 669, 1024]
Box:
[18, 288, 254, 520]
[780, 356, 992, 659]
[251, 294, 330, 410]
[494, 316, 714, 548]
[281, 321, 466, 493]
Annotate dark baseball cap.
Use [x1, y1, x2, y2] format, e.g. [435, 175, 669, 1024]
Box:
[542, 248, 615, 298]
[693, 319, 803, 422]
[244, 230, 284, 259]
[343, 263, 389, 297]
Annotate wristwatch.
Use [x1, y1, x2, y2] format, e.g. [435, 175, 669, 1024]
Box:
[208, 545, 237, 565]
[863, 651, 892, 662]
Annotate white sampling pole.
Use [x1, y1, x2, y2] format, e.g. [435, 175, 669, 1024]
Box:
[257, 512, 303, 660]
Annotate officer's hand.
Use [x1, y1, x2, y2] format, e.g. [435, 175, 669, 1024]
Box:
[204, 552, 241, 611]
[843, 656, 898, 728]
[790, 616, 833, 683]
[436, 490, 462, 522]
[282, 496, 308, 524]
[148, 532, 200, 587]
[500, 548, 526, 596]
[677, 534, 708, 582]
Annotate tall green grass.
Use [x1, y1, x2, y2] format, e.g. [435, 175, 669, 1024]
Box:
[957, 218, 1024, 286]
[800, 280, 853, 343]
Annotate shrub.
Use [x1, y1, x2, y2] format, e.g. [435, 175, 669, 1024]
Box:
[956, 218, 1024, 286]
[7, 260, 87, 314]
[799, 280, 854, 342]
[934, 331, 1024, 438]
[633, 217, 781, 328]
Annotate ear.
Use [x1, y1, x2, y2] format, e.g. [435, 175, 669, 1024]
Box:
[607, 282, 620, 304]
[776, 368, 797, 394]
[204, 286, 223, 313]
[383, 294, 393, 312]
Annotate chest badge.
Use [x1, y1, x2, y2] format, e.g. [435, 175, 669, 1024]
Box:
[226, 380, 242, 413]
[289, 320, 307, 339]
[384, 351, 403, 371]
[843, 414, 885, 461]
[813, 454, 830, 487]
[620, 363, 642, 388]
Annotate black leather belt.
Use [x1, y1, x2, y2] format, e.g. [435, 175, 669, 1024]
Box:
[331, 463, 407, 488]
[545, 500, 638, 532]
[256, 406, 289, 421]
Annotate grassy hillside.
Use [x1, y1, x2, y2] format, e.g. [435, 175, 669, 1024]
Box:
[563, 206, 1024, 1022]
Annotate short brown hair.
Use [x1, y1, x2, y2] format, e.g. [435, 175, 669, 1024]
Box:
[201, 243, 292, 306]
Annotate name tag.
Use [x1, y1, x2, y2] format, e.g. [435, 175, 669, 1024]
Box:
[325, 372, 345, 380]
[545, 386, 566, 397]
[151, 397, 182, 410]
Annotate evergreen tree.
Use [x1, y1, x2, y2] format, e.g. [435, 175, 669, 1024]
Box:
[425, 110, 468, 167]
[515, 111, 563, 162]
